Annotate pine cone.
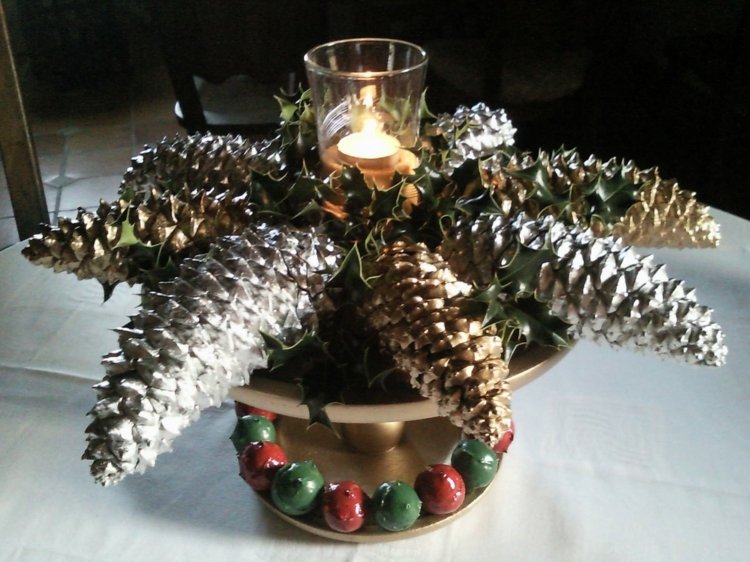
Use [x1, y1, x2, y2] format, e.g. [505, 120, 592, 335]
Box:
[441, 213, 727, 366]
[360, 241, 512, 446]
[24, 133, 285, 289]
[613, 176, 721, 248]
[427, 103, 517, 175]
[122, 134, 285, 200]
[23, 201, 133, 286]
[83, 224, 342, 485]
[23, 190, 256, 289]
[479, 148, 721, 248]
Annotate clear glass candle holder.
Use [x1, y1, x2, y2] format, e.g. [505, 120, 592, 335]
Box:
[304, 38, 428, 185]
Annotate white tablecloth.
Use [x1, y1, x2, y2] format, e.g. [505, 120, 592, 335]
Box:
[1, 209, 749, 561]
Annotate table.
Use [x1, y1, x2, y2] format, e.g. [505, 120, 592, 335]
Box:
[1, 209, 749, 561]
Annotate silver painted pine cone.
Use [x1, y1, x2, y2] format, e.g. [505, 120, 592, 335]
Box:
[83, 223, 342, 485]
[441, 213, 727, 366]
[429, 103, 516, 175]
[122, 134, 285, 200]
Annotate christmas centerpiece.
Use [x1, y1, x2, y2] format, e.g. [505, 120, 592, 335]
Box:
[23, 38, 725, 540]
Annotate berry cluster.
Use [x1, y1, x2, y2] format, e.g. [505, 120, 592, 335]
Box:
[231, 403, 514, 534]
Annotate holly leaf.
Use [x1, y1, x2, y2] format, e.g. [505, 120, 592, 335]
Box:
[504, 297, 571, 350]
[326, 245, 370, 303]
[338, 166, 374, 212]
[472, 276, 512, 328]
[282, 175, 321, 207]
[275, 95, 298, 122]
[508, 158, 568, 212]
[140, 256, 179, 286]
[584, 172, 640, 223]
[298, 381, 337, 429]
[114, 220, 139, 248]
[370, 181, 405, 223]
[455, 186, 499, 218]
[420, 89, 436, 120]
[101, 281, 117, 302]
[260, 330, 344, 430]
[498, 244, 554, 296]
[260, 331, 329, 372]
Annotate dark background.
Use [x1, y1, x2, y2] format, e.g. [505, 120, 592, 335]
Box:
[7, 0, 749, 219]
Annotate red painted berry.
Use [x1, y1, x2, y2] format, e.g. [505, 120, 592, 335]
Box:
[321, 480, 366, 533]
[238, 441, 288, 491]
[414, 464, 466, 515]
[493, 420, 515, 454]
[234, 401, 278, 422]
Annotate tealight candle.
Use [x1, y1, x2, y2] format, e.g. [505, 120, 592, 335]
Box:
[337, 118, 400, 167]
[337, 119, 400, 160]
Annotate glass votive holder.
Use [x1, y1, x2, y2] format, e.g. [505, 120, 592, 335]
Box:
[304, 38, 428, 187]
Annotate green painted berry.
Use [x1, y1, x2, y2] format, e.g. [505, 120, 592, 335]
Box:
[371, 480, 422, 532]
[271, 461, 324, 516]
[230, 414, 276, 453]
[451, 439, 498, 490]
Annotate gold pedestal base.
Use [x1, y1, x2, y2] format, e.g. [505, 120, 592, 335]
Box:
[340, 421, 405, 453]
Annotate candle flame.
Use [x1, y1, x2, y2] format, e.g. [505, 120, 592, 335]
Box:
[362, 118, 379, 134]
[360, 85, 377, 108]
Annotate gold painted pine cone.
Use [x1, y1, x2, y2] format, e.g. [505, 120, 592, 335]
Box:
[480, 149, 720, 248]
[23, 201, 133, 286]
[614, 177, 720, 248]
[23, 191, 256, 289]
[24, 134, 285, 289]
[360, 241, 512, 446]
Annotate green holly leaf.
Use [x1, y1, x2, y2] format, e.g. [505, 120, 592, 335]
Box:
[472, 276, 512, 329]
[140, 256, 179, 286]
[508, 158, 568, 212]
[498, 244, 554, 296]
[120, 185, 136, 204]
[114, 220, 139, 248]
[326, 245, 370, 302]
[455, 186, 499, 218]
[260, 330, 343, 430]
[584, 171, 640, 223]
[282, 175, 321, 207]
[275, 95, 298, 122]
[504, 297, 570, 350]
[101, 281, 118, 302]
[339, 166, 374, 212]
[261, 331, 330, 372]
[370, 181, 405, 223]
[299, 378, 338, 426]
[420, 89, 436, 120]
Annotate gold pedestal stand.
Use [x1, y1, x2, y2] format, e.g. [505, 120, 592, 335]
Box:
[230, 345, 572, 542]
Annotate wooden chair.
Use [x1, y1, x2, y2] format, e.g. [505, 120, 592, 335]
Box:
[152, 0, 327, 136]
[0, 2, 48, 240]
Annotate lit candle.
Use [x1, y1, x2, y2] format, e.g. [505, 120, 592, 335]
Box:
[319, 87, 419, 190]
[337, 118, 400, 164]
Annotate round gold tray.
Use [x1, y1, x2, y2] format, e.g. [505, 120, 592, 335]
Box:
[229, 344, 570, 423]
[252, 416, 495, 543]
[231, 346, 570, 542]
